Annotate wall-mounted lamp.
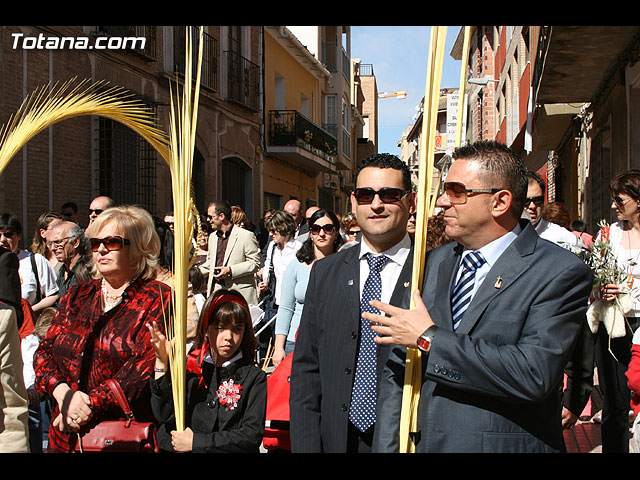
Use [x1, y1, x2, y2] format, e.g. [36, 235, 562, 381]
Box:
[468, 76, 499, 86]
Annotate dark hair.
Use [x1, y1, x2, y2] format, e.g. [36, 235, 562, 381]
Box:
[608, 169, 640, 201]
[209, 200, 232, 220]
[296, 209, 344, 264]
[189, 265, 206, 295]
[527, 170, 546, 196]
[0, 213, 22, 236]
[61, 202, 78, 213]
[354, 153, 412, 191]
[199, 214, 212, 234]
[153, 216, 174, 270]
[452, 141, 529, 218]
[193, 289, 257, 363]
[570, 219, 587, 233]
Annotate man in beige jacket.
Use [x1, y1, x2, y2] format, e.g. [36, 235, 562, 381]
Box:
[0, 302, 29, 452]
[204, 200, 261, 306]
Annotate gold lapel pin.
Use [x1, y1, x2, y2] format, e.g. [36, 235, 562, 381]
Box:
[494, 276, 503, 289]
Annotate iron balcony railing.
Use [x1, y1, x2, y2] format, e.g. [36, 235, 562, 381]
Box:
[173, 27, 218, 92]
[225, 50, 260, 112]
[97, 26, 157, 60]
[269, 110, 338, 163]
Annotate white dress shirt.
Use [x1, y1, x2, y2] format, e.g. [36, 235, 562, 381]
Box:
[455, 223, 522, 302]
[358, 233, 412, 304]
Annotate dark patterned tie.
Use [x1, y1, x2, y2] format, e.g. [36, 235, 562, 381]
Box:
[349, 253, 389, 432]
[451, 250, 485, 330]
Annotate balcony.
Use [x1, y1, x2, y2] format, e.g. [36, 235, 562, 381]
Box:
[225, 50, 260, 112]
[268, 110, 338, 174]
[95, 26, 157, 61]
[173, 27, 218, 92]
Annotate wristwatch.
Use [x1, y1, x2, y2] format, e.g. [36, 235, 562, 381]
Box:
[416, 325, 438, 353]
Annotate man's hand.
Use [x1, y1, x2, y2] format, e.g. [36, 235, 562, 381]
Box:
[213, 266, 232, 280]
[366, 289, 435, 348]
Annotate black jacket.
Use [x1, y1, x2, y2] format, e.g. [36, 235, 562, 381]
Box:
[151, 355, 267, 453]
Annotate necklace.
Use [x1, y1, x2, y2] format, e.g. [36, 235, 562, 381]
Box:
[101, 278, 129, 311]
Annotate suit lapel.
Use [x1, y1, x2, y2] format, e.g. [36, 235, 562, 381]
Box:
[426, 243, 462, 331]
[455, 222, 537, 335]
[389, 246, 414, 309]
[339, 246, 361, 323]
[223, 227, 239, 265]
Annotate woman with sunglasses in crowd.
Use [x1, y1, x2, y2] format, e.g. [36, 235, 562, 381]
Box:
[34, 205, 172, 452]
[272, 210, 344, 367]
[593, 170, 640, 453]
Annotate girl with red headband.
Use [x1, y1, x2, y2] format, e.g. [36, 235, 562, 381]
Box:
[147, 289, 267, 453]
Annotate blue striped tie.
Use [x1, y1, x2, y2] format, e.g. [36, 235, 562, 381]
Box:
[451, 251, 485, 330]
[349, 253, 389, 432]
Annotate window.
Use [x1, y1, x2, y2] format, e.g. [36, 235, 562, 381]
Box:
[96, 107, 158, 213]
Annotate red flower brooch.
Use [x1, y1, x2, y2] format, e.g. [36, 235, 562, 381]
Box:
[217, 379, 242, 410]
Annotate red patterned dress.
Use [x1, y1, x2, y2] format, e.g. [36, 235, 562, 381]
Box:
[34, 277, 172, 452]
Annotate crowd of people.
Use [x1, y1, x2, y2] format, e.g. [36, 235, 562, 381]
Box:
[1, 142, 640, 453]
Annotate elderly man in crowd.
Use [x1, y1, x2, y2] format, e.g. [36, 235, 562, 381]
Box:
[48, 221, 93, 302]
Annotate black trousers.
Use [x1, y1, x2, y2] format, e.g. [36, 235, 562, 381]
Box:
[594, 316, 640, 453]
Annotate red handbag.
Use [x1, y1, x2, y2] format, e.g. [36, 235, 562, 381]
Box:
[74, 379, 159, 453]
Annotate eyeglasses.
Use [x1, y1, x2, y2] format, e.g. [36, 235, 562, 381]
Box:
[310, 224, 336, 235]
[353, 187, 409, 205]
[206, 213, 219, 221]
[612, 195, 631, 207]
[346, 230, 360, 237]
[0, 230, 16, 239]
[47, 236, 72, 248]
[525, 196, 545, 207]
[89, 209, 104, 216]
[441, 182, 503, 205]
[90, 235, 130, 252]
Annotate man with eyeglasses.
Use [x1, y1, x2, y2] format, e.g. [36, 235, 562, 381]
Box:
[525, 171, 582, 252]
[290, 153, 415, 453]
[48, 221, 93, 302]
[87, 196, 115, 228]
[368, 141, 593, 453]
[203, 200, 260, 306]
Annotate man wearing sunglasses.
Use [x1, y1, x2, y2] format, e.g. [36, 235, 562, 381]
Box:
[291, 153, 415, 453]
[368, 141, 593, 453]
[87, 196, 115, 228]
[525, 171, 582, 251]
[48, 221, 93, 302]
[203, 200, 261, 306]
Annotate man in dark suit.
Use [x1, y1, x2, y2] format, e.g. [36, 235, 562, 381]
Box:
[370, 141, 593, 453]
[290, 153, 415, 453]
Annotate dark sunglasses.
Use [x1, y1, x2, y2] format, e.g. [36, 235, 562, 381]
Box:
[524, 196, 545, 207]
[90, 235, 130, 252]
[89, 209, 104, 216]
[442, 181, 503, 205]
[612, 195, 630, 207]
[353, 187, 408, 204]
[310, 224, 336, 235]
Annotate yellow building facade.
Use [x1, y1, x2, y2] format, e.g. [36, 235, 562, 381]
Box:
[263, 26, 337, 213]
